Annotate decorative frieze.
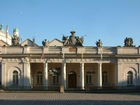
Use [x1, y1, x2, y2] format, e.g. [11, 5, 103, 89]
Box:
[2, 58, 25, 63]
[118, 58, 139, 63]
[2, 57, 118, 64]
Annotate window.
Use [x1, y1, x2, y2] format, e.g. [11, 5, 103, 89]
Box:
[127, 71, 133, 85]
[102, 71, 107, 84]
[37, 71, 43, 84]
[13, 71, 18, 84]
[86, 75, 91, 84]
[86, 71, 94, 84]
[49, 68, 60, 84]
[53, 75, 59, 84]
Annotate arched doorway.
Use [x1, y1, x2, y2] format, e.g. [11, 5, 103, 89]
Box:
[68, 71, 77, 88]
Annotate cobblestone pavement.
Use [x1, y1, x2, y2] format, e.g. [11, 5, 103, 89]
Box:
[0, 92, 140, 105]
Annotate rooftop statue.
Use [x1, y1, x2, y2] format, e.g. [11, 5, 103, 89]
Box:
[62, 31, 84, 46]
[42, 39, 49, 46]
[124, 37, 134, 47]
[69, 31, 77, 45]
[12, 35, 20, 46]
[12, 28, 20, 46]
[0, 24, 4, 31]
[62, 35, 69, 45]
[96, 39, 102, 47]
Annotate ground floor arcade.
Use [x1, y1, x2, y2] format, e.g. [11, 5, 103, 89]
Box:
[29, 63, 116, 90]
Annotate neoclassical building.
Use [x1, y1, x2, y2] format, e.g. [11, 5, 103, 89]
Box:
[0, 26, 140, 91]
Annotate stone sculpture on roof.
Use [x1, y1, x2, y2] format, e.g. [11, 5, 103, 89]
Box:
[62, 31, 84, 46]
[124, 37, 134, 47]
[0, 24, 4, 31]
[42, 39, 49, 46]
[12, 28, 20, 46]
[96, 39, 102, 47]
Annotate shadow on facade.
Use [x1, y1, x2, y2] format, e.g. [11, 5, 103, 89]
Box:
[0, 77, 60, 92]
[86, 79, 140, 93]
[0, 71, 140, 93]
[0, 99, 139, 105]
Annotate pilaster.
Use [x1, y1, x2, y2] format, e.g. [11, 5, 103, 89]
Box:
[23, 58, 31, 89]
[1, 62, 6, 88]
[116, 63, 122, 87]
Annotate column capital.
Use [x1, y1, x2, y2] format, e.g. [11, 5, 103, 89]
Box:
[117, 62, 122, 65]
[98, 62, 102, 64]
[1, 61, 7, 64]
[62, 61, 66, 66]
[80, 62, 84, 66]
[98, 63, 102, 67]
[44, 62, 48, 67]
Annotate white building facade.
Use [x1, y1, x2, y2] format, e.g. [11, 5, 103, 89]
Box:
[0, 29, 140, 91]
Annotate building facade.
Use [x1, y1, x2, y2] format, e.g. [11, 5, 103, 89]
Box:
[0, 27, 140, 91]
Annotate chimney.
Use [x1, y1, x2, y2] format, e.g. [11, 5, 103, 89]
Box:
[33, 36, 35, 46]
[6, 25, 8, 44]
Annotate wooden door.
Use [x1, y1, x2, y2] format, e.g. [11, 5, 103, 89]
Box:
[68, 71, 77, 88]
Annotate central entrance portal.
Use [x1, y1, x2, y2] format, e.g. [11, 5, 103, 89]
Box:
[68, 71, 77, 88]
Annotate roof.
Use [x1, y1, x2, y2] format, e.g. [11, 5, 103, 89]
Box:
[0, 39, 9, 46]
[21, 38, 38, 46]
[49, 38, 63, 46]
[49, 38, 62, 43]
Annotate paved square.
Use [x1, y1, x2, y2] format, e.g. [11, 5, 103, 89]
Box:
[0, 92, 140, 105]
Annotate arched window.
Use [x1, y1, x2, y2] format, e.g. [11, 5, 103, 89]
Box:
[102, 71, 107, 84]
[127, 71, 133, 85]
[37, 71, 43, 84]
[13, 71, 18, 84]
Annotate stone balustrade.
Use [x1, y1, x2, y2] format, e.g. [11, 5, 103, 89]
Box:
[0, 46, 140, 55]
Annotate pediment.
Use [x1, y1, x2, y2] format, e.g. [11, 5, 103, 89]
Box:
[21, 39, 38, 46]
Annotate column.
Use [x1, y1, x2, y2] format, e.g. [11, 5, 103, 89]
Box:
[62, 61, 66, 89]
[28, 62, 31, 88]
[80, 63, 84, 89]
[24, 60, 31, 89]
[98, 63, 102, 89]
[44, 62, 48, 89]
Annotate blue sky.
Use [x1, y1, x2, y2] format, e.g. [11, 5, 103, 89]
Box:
[1, 0, 140, 46]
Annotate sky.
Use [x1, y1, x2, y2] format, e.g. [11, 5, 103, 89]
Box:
[1, 0, 140, 46]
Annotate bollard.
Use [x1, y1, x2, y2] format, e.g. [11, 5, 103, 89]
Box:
[60, 85, 64, 93]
